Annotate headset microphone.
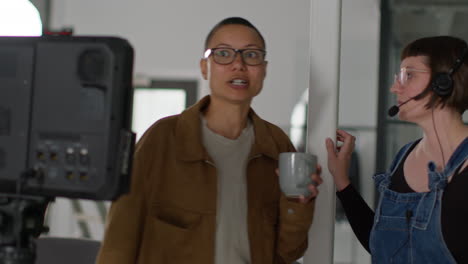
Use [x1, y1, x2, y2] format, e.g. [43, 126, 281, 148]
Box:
[387, 98, 413, 117]
[387, 89, 429, 117]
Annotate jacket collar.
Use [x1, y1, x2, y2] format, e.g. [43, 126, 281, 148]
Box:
[175, 95, 280, 161]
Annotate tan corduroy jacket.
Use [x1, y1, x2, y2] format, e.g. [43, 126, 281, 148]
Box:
[96, 96, 316, 264]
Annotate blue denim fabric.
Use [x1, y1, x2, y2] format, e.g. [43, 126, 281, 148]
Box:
[369, 137, 468, 264]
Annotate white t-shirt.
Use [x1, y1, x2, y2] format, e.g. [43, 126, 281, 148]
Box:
[201, 117, 254, 264]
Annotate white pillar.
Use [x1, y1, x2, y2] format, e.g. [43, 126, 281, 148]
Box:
[304, 0, 342, 263]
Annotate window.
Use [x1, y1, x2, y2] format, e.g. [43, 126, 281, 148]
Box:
[132, 79, 198, 141]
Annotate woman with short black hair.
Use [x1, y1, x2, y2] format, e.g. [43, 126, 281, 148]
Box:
[97, 17, 323, 264]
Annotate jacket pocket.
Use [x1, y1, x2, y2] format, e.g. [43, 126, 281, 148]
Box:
[152, 202, 201, 230]
[150, 203, 202, 261]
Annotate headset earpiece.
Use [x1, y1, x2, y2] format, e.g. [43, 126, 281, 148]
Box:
[430, 46, 468, 97]
[431, 72, 454, 97]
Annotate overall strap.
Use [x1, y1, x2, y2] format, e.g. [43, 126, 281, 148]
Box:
[426, 137, 468, 190]
[443, 137, 468, 178]
[373, 139, 421, 189]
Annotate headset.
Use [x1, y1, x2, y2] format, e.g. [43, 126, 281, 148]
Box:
[430, 46, 468, 97]
[388, 45, 468, 117]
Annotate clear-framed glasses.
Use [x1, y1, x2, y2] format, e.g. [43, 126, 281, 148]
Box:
[204, 48, 266, 66]
[394, 67, 430, 86]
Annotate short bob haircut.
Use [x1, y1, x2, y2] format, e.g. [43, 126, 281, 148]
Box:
[401, 36, 468, 114]
[204, 17, 266, 50]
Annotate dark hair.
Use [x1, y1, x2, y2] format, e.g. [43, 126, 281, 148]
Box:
[401, 36, 468, 114]
[204, 17, 266, 50]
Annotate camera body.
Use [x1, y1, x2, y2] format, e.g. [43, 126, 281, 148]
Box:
[0, 36, 135, 200]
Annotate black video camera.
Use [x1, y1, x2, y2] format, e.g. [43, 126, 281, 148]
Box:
[0, 36, 135, 200]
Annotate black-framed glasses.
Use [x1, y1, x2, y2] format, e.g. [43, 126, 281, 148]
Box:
[204, 48, 266, 66]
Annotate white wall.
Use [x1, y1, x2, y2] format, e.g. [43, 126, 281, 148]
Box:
[339, 0, 380, 128]
[335, 1, 380, 263]
[340, 0, 380, 213]
[49, 0, 381, 133]
[50, 0, 311, 131]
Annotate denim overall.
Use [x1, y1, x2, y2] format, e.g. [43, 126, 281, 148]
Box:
[369, 137, 468, 264]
